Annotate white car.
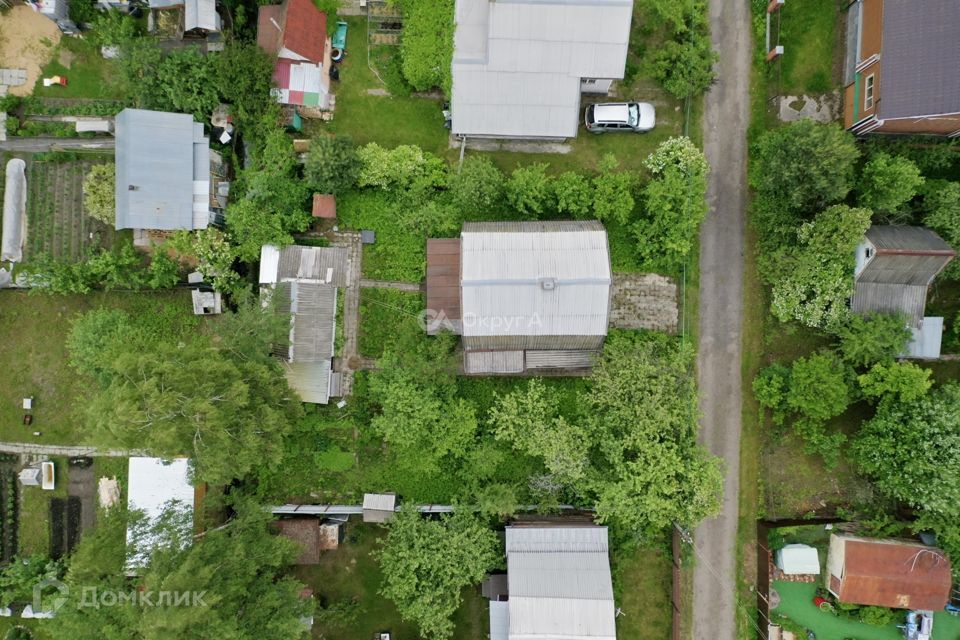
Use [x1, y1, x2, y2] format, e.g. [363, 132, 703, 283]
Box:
[585, 102, 656, 133]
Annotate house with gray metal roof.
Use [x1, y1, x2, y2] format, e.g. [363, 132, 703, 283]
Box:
[852, 226, 955, 358]
[114, 109, 213, 233]
[426, 221, 611, 375]
[259, 244, 349, 404]
[844, 0, 960, 136]
[487, 525, 617, 640]
[451, 0, 634, 140]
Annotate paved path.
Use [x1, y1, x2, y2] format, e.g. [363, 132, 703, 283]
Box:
[359, 279, 422, 292]
[0, 442, 136, 456]
[693, 1, 752, 639]
[334, 231, 363, 397]
[0, 137, 114, 152]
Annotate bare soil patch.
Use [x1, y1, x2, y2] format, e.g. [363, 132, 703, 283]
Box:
[0, 6, 62, 97]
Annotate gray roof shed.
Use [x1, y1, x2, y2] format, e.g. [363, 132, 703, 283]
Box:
[259, 245, 348, 405]
[114, 109, 211, 231]
[502, 525, 616, 640]
[451, 0, 634, 139]
[878, 0, 960, 120]
[853, 226, 956, 327]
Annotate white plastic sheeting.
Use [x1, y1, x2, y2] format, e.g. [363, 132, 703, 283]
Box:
[2, 159, 26, 263]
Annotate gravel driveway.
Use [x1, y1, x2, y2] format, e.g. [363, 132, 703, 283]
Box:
[693, 0, 753, 639]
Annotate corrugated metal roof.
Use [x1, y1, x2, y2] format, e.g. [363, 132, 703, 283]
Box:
[460, 221, 610, 338]
[831, 535, 952, 610]
[851, 282, 927, 328]
[464, 350, 524, 374]
[903, 316, 944, 359]
[866, 226, 956, 254]
[126, 457, 194, 567]
[114, 109, 210, 231]
[451, 0, 634, 138]
[284, 361, 331, 404]
[184, 0, 219, 31]
[362, 493, 396, 512]
[489, 600, 510, 640]
[426, 238, 463, 334]
[524, 349, 598, 370]
[505, 526, 615, 640]
[286, 282, 336, 362]
[261, 244, 350, 286]
[2, 159, 26, 263]
[878, 0, 960, 120]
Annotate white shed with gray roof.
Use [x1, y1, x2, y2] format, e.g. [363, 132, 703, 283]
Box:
[451, 0, 634, 139]
[114, 109, 211, 231]
[493, 525, 616, 640]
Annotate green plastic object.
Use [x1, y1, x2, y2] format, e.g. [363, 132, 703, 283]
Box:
[332, 20, 348, 50]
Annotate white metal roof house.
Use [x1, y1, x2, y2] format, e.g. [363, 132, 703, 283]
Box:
[126, 457, 195, 568]
[489, 525, 617, 640]
[451, 0, 634, 140]
[426, 221, 612, 375]
[114, 109, 212, 233]
[259, 244, 349, 404]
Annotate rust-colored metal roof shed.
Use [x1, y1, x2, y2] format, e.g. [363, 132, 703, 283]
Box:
[426, 238, 462, 335]
[826, 534, 952, 610]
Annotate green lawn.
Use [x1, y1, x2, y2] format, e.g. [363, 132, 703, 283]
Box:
[293, 522, 487, 640]
[33, 36, 126, 100]
[358, 289, 424, 359]
[0, 290, 195, 445]
[613, 544, 673, 639]
[772, 581, 960, 640]
[777, 0, 842, 95]
[19, 457, 69, 557]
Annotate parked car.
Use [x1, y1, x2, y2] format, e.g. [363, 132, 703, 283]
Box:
[584, 102, 656, 133]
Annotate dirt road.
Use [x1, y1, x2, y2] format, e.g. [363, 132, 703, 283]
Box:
[693, 0, 753, 639]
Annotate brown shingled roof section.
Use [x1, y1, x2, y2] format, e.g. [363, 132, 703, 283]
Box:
[256, 4, 283, 54]
[281, 0, 326, 64]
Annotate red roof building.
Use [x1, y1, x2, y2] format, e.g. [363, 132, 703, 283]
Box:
[257, 0, 331, 110]
[312, 193, 336, 219]
[826, 535, 952, 610]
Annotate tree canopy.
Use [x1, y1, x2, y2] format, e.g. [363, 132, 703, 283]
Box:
[766, 205, 872, 330]
[377, 508, 500, 639]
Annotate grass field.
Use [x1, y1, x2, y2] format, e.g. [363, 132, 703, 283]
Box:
[0, 290, 195, 445]
[776, 0, 842, 95]
[19, 457, 69, 557]
[613, 544, 673, 639]
[34, 37, 126, 101]
[358, 289, 424, 359]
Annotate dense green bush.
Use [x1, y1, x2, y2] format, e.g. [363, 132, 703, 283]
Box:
[834, 312, 911, 368]
[449, 156, 504, 215]
[304, 135, 362, 195]
[750, 120, 860, 249]
[82, 164, 116, 225]
[506, 163, 552, 219]
[551, 171, 594, 219]
[392, 0, 455, 95]
[857, 152, 924, 214]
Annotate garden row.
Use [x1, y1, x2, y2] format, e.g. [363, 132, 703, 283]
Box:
[0, 463, 19, 563]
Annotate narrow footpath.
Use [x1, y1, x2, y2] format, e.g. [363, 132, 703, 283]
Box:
[693, 0, 753, 638]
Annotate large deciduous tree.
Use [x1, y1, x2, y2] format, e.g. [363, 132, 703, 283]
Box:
[53, 502, 312, 640]
[377, 508, 500, 639]
[834, 312, 911, 368]
[853, 383, 960, 540]
[766, 205, 872, 330]
[584, 336, 723, 537]
[750, 120, 860, 248]
[857, 152, 924, 214]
